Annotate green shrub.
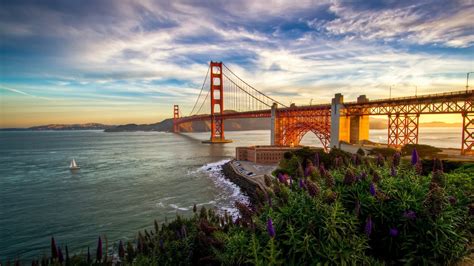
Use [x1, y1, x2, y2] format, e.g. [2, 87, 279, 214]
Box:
[401, 144, 442, 157]
[368, 147, 398, 157]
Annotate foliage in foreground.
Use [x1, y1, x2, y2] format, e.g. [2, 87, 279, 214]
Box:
[12, 148, 474, 265]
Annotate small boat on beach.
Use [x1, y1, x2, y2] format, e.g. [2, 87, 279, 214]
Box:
[69, 158, 80, 170]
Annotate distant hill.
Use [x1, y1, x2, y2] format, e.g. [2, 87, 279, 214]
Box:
[368, 118, 462, 129]
[2, 117, 460, 132]
[1, 123, 114, 131]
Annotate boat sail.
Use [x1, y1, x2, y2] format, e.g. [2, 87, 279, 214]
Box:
[70, 158, 80, 170]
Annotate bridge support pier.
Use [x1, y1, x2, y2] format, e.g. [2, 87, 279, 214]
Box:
[350, 95, 369, 144]
[271, 103, 278, 145]
[461, 112, 474, 155]
[387, 113, 419, 147]
[173, 105, 179, 133]
[330, 93, 345, 149]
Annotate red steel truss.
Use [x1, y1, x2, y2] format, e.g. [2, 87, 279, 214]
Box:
[387, 114, 419, 147]
[462, 112, 474, 155]
[173, 105, 179, 133]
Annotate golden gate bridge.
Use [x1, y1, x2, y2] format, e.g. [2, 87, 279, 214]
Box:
[173, 61, 474, 155]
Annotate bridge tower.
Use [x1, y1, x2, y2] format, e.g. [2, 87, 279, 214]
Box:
[203, 61, 232, 143]
[173, 105, 179, 133]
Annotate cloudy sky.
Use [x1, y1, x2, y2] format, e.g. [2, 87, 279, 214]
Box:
[1, 0, 473, 127]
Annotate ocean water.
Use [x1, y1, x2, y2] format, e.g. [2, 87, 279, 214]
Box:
[0, 127, 462, 260]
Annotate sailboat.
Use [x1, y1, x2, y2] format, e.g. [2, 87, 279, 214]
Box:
[69, 158, 80, 170]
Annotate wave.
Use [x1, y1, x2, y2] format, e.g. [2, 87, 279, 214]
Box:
[199, 159, 250, 219]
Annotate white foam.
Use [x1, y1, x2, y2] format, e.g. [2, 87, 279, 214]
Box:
[198, 159, 251, 219]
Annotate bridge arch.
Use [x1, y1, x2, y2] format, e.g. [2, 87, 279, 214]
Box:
[279, 121, 330, 151]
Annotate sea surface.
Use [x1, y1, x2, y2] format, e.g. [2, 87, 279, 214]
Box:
[0, 127, 462, 260]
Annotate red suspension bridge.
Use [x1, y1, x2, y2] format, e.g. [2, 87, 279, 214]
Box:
[173, 61, 474, 155]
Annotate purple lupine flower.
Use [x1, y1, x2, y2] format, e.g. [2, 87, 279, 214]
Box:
[58, 246, 64, 263]
[389, 227, 399, 237]
[319, 163, 327, 177]
[354, 200, 361, 217]
[267, 218, 275, 238]
[392, 152, 401, 167]
[304, 166, 310, 177]
[159, 238, 164, 249]
[448, 196, 457, 205]
[359, 172, 367, 181]
[299, 178, 306, 189]
[411, 148, 419, 165]
[365, 216, 373, 237]
[277, 173, 284, 183]
[433, 158, 444, 173]
[96, 236, 102, 262]
[314, 153, 320, 167]
[51, 237, 58, 259]
[118, 240, 125, 258]
[65, 245, 69, 263]
[390, 165, 397, 177]
[403, 210, 416, 220]
[87, 246, 91, 263]
[369, 183, 376, 196]
[376, 153, 384, 167]
[351, 154, 357, 165]
[181, 225, 187, 238]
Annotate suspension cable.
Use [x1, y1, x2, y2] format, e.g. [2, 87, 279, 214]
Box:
[222, 63, 287, 107]
[189, 65, 210, 116]
[223, 73, 272, 108]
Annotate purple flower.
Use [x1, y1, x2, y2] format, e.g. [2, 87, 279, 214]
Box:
[267, 218, 275, 238]
[87, 246, 91, 263]
[365, 216, 373, 237]
[314, 153, 320, 167]
[319, 163, 327, 177]
[403, 210, 416, 220]
[65, 245, 70, 262]
[369, 183, 376, 196]
[159, 238, 164, 249]
[299, 178, 306, 189]
[393, 152, 401, 167]
[96, 236, 102, 262]
[118, 240, 125, 258]
[58, 246, 64, 263]
[448, 196, 457, 205]
[51, 237, 58, 259]
[268, 197, 273, 207]
[277, 173, 284, 183]
[354, 200, 361, 217]
[411, 148, 419, 165]
[359, 172, 367, 181]
[351, 154, 357, 165]
[389, 227, 399, 237]
[376, 153, 384, 166]
[390, 165, 397, 177]
[304, 166, 310, 177]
